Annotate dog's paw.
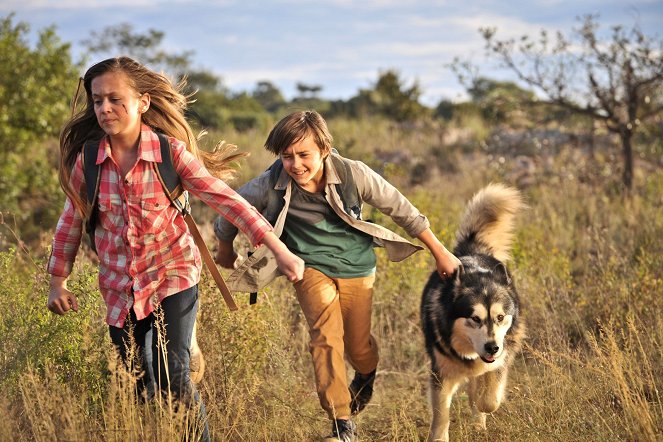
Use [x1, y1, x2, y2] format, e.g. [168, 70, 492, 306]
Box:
[472, 411, 487, 431]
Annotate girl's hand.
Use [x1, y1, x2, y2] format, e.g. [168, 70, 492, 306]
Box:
[48, 276, 79, 315]
[274, 249, 305, 282]
[261, 232, 305, 282]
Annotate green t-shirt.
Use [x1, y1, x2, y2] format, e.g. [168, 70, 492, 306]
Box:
[283, 183, 376, 278]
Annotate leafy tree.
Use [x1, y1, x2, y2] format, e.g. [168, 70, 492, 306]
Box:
[184, 70, 227, 95]
[434, 99, 455, 121]
[350, 70, 427, 122]
[0, 15, 80, 243]
[180, 69, 227, 128]
[296, 82, 323, 99]
[252, 81, 286, 113]
[480, 14, 663, 191]
[466, 77, 536, 124]
[82, 23, 192, 76]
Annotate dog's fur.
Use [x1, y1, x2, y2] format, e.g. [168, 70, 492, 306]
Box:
[421, 184, 526, 442]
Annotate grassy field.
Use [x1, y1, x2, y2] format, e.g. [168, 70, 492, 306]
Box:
[0, 119, 662, 441]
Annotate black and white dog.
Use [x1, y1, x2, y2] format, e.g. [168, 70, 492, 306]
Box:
[421, 184, 526, 442]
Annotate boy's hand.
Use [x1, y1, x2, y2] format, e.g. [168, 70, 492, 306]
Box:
[215, 240, 239, 269]
[48, 276, 79, 315]
[416, 228, 462, 279]
[436, 247, 462, 279]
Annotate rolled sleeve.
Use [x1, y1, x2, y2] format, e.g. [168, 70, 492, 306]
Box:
[354, 160, 430, 237]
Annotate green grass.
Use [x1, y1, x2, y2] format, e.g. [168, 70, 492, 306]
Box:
[0, 121, 662, 441]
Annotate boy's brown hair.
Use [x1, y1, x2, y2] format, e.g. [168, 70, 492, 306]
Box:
[265, 110, 333, 156]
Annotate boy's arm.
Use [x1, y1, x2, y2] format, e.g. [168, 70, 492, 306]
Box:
[212, 173, 270, 245]
[350, 160, 429, 237]
[215, 239, 238, 269]
[417, 228, 462, 278]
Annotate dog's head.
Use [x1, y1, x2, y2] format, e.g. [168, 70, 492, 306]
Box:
[448, 255, 520, 364]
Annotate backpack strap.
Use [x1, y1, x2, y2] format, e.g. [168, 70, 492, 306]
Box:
[82, 139, 102, 253]
[329, 153, 362, 220]
[153, 133, 237, 311]
[154, 132, 190, 216]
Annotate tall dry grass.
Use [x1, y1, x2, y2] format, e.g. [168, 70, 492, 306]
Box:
[0, 118, 661, 441]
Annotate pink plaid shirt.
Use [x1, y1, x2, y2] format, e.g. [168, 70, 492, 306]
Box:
[48, 125, 273, 328]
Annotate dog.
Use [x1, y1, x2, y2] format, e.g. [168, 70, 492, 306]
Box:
[421, 184, 526, 442]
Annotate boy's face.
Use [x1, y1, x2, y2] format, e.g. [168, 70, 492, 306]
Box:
[281, 135, 326, 192]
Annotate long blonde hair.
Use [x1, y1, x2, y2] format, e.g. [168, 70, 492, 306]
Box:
[59, 56, 244, 218]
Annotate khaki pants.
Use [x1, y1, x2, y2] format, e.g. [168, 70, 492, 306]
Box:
[294, 267, 379, 419]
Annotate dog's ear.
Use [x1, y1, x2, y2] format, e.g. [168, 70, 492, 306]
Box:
[493, 262, 512, 285]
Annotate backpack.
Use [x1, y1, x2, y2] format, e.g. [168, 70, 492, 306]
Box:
[81, 133, 238, 310]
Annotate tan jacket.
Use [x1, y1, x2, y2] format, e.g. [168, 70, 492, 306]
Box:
[215, 153, 428, 292]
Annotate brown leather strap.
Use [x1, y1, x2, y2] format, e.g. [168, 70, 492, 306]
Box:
[183, 213, 238, 311]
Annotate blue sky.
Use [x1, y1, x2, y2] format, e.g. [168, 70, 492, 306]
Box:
[2, 0, 662, 106]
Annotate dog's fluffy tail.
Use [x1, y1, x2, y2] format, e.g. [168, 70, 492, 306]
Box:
[454, 183, 525, 262]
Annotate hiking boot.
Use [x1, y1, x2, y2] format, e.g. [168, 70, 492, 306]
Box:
[349, 369, 376, 415]
[323, 418, 357, 442]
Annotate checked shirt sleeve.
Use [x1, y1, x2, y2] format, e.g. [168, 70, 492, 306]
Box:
[47, 154, 85, 277]
[171, 140, 273, 247]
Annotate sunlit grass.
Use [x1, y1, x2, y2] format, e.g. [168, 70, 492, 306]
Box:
[1, 122, 662, 440]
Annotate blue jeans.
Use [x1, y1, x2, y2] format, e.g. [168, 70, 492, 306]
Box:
[109, 285, 210, 441]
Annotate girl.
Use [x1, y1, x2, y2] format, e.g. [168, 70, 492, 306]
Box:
[214, 110, 460, 441]
[47, 57, 304, 441]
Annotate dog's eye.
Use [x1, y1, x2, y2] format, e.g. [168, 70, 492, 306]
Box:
[496, 314, 504, 322]
[471, 316, 481, 324]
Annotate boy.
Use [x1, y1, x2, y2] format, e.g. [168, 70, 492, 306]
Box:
[214, 110, 460, 441]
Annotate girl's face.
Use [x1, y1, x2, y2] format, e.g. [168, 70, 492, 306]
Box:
[281, 135, 326, 193]
[91, 71, 150, 142]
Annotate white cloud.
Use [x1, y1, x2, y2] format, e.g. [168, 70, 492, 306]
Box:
[1, 0, 153, 10]
[1, 0, 233, 11]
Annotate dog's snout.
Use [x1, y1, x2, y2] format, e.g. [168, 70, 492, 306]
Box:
[484, 342, 499, 355]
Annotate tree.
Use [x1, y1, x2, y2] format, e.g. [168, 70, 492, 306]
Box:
[434, 99, 455, 121]
[0, 14, 80, 243]
[350, 70, 427, 122]
[466, 78, 536, 124]
[82, 23, 193, 77]
[182, 70, 228, 129]
[252, 81, 286, 113]
[481, 14, 663, 191]
[296, 82, 323, 99]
